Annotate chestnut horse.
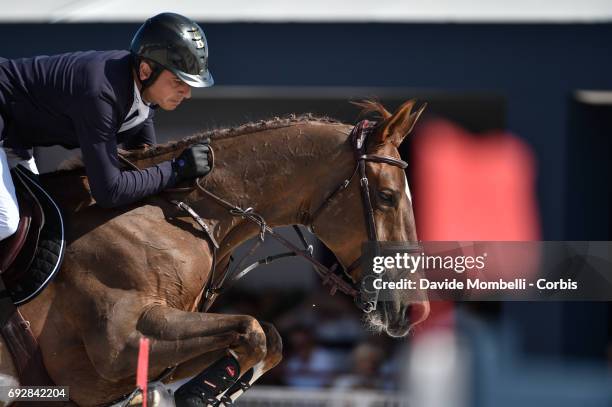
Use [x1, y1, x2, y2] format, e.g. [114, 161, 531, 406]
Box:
[0, 100, 428, 406]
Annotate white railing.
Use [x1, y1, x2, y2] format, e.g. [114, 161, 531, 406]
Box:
[236, 386, 411, 407]
[108, 384, 410, 407]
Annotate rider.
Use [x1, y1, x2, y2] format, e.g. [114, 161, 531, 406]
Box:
[0, 12, 212, 241]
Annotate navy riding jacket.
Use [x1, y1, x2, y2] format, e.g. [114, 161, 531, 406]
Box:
[0, 50, 176, 208]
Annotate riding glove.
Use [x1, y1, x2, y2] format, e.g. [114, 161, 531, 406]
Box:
[172, 139, 211, 182]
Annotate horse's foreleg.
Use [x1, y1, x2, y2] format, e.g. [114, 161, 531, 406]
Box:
[136, 305, 267, 373]
[80, 304, 266, 406]
[137, 305, 267, 406]
[216, 321, 283, 406]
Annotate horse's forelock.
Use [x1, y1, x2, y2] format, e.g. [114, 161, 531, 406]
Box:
[351, 100, 392, 121]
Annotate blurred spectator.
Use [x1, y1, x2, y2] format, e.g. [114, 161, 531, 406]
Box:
[332, 342, 386, 390]
[281, 324, 340, 388]
[276, 292, 364, 344]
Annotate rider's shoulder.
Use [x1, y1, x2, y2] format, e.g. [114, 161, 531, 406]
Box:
[68, 50, 133, 102]
[69, 49, 131, 66]
[69, 50, 131, 81]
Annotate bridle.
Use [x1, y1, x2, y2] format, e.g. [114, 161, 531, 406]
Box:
[308, 120, 408, 270]
[159, 119, 413, 314]
[304, 119, 411, 312]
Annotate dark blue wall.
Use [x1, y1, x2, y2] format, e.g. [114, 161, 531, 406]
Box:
[1, 22, 611, 239]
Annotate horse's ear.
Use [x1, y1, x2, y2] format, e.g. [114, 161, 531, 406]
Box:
[376, 100, 427, 147]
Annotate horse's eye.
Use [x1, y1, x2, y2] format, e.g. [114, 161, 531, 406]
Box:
[377, 190, 396, 206]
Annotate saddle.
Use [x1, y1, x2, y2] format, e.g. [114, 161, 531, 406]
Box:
[0, 164, 65, 389]
[0, 165, 65, 304]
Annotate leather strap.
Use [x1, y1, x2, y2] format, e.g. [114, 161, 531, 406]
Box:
[358, 154, 408, 169]
[0, 277, 54, 387]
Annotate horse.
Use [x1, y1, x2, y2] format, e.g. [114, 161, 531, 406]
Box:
[0, 100, 429, 406]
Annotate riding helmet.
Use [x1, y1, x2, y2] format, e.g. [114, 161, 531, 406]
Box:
[130, 12, 214, 88]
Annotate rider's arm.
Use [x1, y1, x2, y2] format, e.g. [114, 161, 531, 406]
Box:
[72, 96, 176, 208]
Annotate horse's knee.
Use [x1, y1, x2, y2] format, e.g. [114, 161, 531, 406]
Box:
[235, 317, 267, 362]
[259, 321, 283, 368]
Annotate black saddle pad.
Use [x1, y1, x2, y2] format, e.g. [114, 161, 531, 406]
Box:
[7, 165, 65, 305]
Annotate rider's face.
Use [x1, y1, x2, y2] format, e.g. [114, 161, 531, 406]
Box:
[138, 63, 192, 110]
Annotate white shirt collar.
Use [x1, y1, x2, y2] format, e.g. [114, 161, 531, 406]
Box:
[118, 81, 151, 133]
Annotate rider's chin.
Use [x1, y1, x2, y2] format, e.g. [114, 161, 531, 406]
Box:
[161, 100, 179, 110]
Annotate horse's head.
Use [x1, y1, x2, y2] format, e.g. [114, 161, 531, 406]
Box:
[311, 100, 430, 337]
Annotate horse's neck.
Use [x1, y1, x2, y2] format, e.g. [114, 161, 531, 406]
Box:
[193, 121, 354, 257]
[40, 119, 354, 260]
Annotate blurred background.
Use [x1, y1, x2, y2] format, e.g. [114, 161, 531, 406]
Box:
[2, 1, 611, 406]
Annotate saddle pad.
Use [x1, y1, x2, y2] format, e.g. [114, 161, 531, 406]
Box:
[6, 165, 65, 305]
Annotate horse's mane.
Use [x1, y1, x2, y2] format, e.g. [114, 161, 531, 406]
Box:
[51, 101, 384, 174]
[124, 113, 342, 161]
[124, 100, 393, 161]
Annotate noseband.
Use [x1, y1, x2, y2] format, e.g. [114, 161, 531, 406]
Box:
[169, 120, 413, 314]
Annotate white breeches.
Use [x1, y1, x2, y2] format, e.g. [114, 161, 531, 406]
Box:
[0, 148, 38, 241]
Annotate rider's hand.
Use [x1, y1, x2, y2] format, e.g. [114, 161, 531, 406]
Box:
[172, 138, 211, 182]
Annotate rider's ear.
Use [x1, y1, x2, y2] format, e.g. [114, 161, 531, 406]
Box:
[139, 61, 152, 82]
[377, 100, 427, 147]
